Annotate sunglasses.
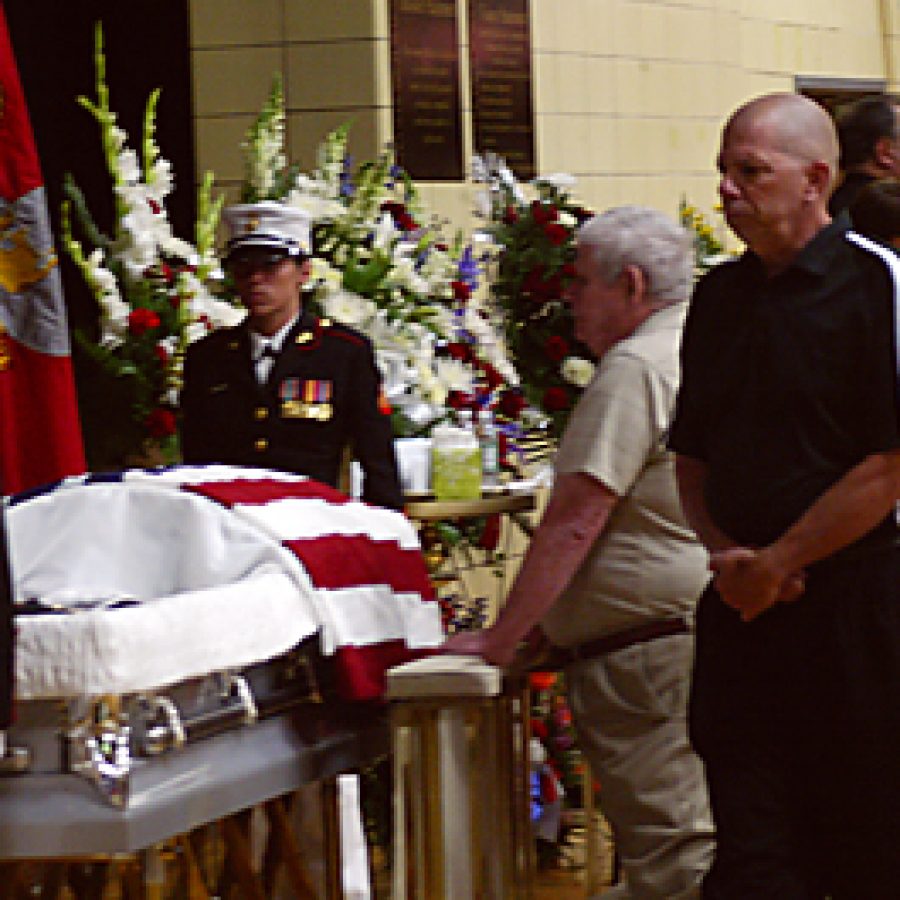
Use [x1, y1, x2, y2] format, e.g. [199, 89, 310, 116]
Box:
[226, 249, 293, 278]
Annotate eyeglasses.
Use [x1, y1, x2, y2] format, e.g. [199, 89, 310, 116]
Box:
[226, 249, 292, 278]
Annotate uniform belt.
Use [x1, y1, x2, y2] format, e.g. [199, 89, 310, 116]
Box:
[560, 616, 689, 664]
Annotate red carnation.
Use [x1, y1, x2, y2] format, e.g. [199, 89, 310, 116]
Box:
[530, 200, 558, 225]
[542, 386, 571, 412]
[153, 344, 169, 366]
[544, 223, 569, 246]
[145, 407, 176, 438]
[160, 262, 174, 283]
[451, 280, 472, 302]
[148, 198, 161, 215]
[169, 294, 182, 309]
[498, 388, 526, 419]
[502, 205, 519, 225]
[128, 307, 161, 336]
[545, 335, 569, 362]
[396, 212, 418, 231]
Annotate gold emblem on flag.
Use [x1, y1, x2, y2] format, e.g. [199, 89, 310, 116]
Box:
[0, 206, 58, 294]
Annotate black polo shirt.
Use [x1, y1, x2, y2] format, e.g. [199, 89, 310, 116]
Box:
[669, 215, 900, 547]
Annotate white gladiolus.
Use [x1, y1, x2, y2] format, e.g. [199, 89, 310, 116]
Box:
[561, 356, 596, 388]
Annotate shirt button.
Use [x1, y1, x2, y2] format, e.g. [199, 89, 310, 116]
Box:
[254, 438, 268, 452]
[254, 406, 268, 420]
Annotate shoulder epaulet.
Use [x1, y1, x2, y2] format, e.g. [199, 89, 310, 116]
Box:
[326, 320, 368, 348]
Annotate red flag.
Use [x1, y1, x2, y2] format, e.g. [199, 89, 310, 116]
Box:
[0, 4, 86, 496]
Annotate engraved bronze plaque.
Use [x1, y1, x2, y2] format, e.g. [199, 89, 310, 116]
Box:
[468, 0, 535, 179]
[390, 0, 464, 181]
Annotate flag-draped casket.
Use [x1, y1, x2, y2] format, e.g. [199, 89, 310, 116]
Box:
[1, 465, 443, 832]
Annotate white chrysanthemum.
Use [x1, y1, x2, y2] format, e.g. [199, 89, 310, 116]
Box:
[434, 357, 475, 393]
[372, 212, 397, 252]
[561, 356, 596, 388]
[387, 255, 429, 297]
[322, 289, 376, 328]
[558, 210, 577, 228]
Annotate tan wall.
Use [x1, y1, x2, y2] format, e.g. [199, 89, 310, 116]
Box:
[190, 0, 900, 231]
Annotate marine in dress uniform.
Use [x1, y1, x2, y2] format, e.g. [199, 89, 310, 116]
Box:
[180, 201, 403, 511]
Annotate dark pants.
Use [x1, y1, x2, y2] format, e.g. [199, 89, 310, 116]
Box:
[690, 545, 900, 899]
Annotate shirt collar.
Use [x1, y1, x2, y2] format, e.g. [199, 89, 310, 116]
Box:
[741, 212, 853, 280]
[249, 315, 299, 359]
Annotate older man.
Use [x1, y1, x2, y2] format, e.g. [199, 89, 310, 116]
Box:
[446, 206, 715, 899]
[670, 93, 900, 898]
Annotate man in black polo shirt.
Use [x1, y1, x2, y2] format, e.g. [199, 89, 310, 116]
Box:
[670, 93, 900, 898]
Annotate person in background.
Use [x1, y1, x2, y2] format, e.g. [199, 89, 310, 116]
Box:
[180, 201, 403, 510]
[444, 206, 715, 899]
[670, 92, 900, 898]
[848, 176, 900, 247]
[828, 92, 900, 215]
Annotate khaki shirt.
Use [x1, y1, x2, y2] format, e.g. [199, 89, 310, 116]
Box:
[541, 302, 709, 647]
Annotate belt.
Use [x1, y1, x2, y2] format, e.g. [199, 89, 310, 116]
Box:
[558, 616, 690, 665]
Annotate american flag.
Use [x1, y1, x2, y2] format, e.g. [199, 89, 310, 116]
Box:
[8, 465, 444, 702]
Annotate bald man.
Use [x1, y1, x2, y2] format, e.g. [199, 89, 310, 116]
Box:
[669, 93, 900, 898]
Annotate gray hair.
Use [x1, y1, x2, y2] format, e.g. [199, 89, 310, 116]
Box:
[577, 206, 694, 304]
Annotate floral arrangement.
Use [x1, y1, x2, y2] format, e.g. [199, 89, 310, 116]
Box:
[61, 24, 242, 466]
[240, 78, 518, 437]
[678, 197, 730, 275]
[473, 154, 595, 442]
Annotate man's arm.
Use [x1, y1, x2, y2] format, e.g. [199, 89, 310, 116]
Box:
[712, 449, 900, 620]
[441, 471, 618, 666]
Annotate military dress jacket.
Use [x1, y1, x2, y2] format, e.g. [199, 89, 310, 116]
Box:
[180, 310, 404, 510]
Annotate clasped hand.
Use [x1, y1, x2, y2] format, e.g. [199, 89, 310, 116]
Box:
[710, 546, 805, 622]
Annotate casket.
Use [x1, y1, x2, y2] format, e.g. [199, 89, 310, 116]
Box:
[0, 465, 442, 857]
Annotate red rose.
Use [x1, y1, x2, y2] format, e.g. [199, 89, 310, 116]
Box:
[446, 342, 474, 364]
[502, 205, 519, 225]
[544, 223, 569, 246]
[498, 388, 526, 419]
[545, 335, 569, 362]
[154, 344, 169, 365]
[521, 264, 547, 295]
[530, 200, 558, 225]
[396, 212, 418, 231]
[145, 407, 176, 438]
[160, 262, 174, 283]
[531, 718, 549, 740]
[128, 308, 161, 336]
[451, 280, 472, 302]
[561, 262, 577, 278]
[480, 362, 504, 389]
[530, 671, 557, 691]
[542, 386, 571, 412]
[538, 272, 563, 300]
[447, 390, 475, 410]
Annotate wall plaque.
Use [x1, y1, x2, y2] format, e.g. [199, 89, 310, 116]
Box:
[468, 0, 535, 179]
[390, 0, 464, 181]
